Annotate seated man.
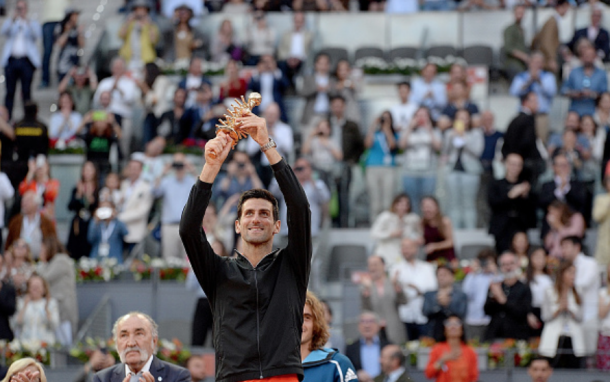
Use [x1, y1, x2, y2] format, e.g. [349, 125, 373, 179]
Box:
[374, 344, 414, 382]
[568, 8, 610, 62]
[345, 311, 391, 378]
[562, 43, 608, 117]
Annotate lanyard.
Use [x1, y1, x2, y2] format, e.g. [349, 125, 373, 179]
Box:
[22, 214, 39, 238]
[101, 221, 116, 244]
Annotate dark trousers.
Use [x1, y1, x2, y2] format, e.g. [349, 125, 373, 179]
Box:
[404, 322, 428, 341]
[4, 57, 35, 120]
[553, 335, 581, 369]
[142, 113, 158, 147]
[333, 164, 352, 228]
[42, 21, 59, 86]
[192, 297, 213, 347]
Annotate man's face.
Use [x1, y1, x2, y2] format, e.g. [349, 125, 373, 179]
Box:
[437, 268, 454, 289]
[196, 86, 212, 105]
[235, 198, 280, 245]
[514, 5, 525, 22]
[528, 360, 552, 382]
[15, 1, 27, 17]
[557, 2, 569, 17]
[111, 60, 125, 77]
[358, 313, 380, 341]
[422, 64, 437, 81]
[379, 346, 399, 375]
[398, 84, 410, 101]
[294, 12, 305, 29]
[127, 160, 143, 181]
[330, 99, 345, 118]
[565, 112, 580, 130]
[293, 159, 312, 183]
[233, 153, 250, 175]
[116, 315, 157, 369]
[525, 93, 539, 113]
[499, 253, 518, 275]
[190, 59, 202, 76]
[553, 155, 571, 178]
[581, 46, 596, 65]
[264, 104, 280, 126]
[367, 256, 384, 278]
[401, 239, 418, 261]
[21, 193, 36, 215]
[187, 357, 206, 382]
[529, 55, 543, 72]
[505, 154, 523, 179]
[592, 9, 602, 26]
[560, 240, 580, 262]
[301, 303, 314, 347]
[174, 89, 186, 107]
[315, 56, 330, 75]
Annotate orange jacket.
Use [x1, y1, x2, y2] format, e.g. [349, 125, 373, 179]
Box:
[424, 343, 479, 382]
[18, 179, 60, 205]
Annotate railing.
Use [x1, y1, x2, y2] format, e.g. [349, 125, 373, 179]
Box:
[75, 295, 113, 344]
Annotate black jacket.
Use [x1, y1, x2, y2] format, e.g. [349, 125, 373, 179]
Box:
[502, 112, 540, 161]
[345, 337, 391, 372]
[483, 280, 532, 341]
[180, 159, 311, 382]
[538, 179, 591, 236]
[569, 27, 610, 61]
[0, 282, 15, 341]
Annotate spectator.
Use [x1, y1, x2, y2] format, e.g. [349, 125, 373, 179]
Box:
[365, 111, 398, 221]
[246, 103, 293, 188]
[88, 200, 128, 263]
[221, 0, 251, 13]
[531, 0, 570, 74]
[563, 43, 608, 117]
[1, 0, 41, 120]
[421, 196, 455, 262]
[458, 0, 498, 11]
[598, 264, 610, 370]
[360, 255, 407, 344]
[593, 176, 610, 266]
[73, 350, 115, 382]
[66, 161, 100, 261]
[345, 311, 390, 378]
[40, 0, 68, 88]
[544, 200, 585, 258]
[561, 235, 600, 356]
[579, 114, 604, 182]
[392, 238, 437, 340]
[58, 66, 98, 116]
[6, 191, 57, 259]
[100, 172, 122, 209]
[462, 249, 496, 341]
[425, 315, 478, 382]
[140, 137, 167, 185]
[18, 155, 60, 220]
[12, 102, 49, 193]
[0, 106, 15, 181]
[446, 64, 470, 98]
[391, 82, 418, 132]
[527, 357, 553, 382]
[178, 57, 212, 108]
[331, 59, 361, 124]
[55, 9, 83, 82]
[561, 129, 590, 181]
[0, 258, 15, 341]
[484, 251, 532, 341]
[2, 358, 47, 382]
[371, 194, 422, 268]
[37, 235, 77, 347]
[301, 53, 334, 127]
[162, 5, 206, 63]
[49, 92, 82, 146]
[244, 12, 276, 66]
[300, 119, 343, 187]
[539, 262, 585, 368]
[161, 0, 205, 19]
[398, 107, 442, 212]
[568, 7, 610, 62]
[182, 83, 218, 145]
[511, 231, 531, 269]
[211, 19, 242, 63]
[423, 266, 468, 342]
[4, 239, 35, 295]
[442, 109, 484, 229]
[525, 247, 553, 338]
[93, 57, 140, 157]
[595, 91, 610, 128]
[117, 158, 153, 252]
[410, 63, 447, 122]
[478, 111, 503, 227]
[137, 63, 175, 145]
[78, 108, 121, 177]
[438, 82, 479, 130]
[157, 88, 188, 145]
[13, 274, 60, 344]
[278, 12, 312, 90]
[217, 151, 263, 211]
[185, 356, 207, 382]
[503, 4, 529, 81]
[118, 0, 159, 69]
[218, 59, 247, 104]
[0, 164, 14, 250]
[249, 54, 289, 122]
[502, 92, 544, 184]
[488, 153, 536, 253]
[154, 153, 196, 260]
[547, 112, 585, 157]
[375, 345, 414, 382]
[509, 52, 557, 142]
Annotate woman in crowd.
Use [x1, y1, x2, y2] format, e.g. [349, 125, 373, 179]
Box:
[138, 63, 174, 145]
[5, 240, 35, 295]
[55, 9, 83, 81]
[300, 119, 343, 189]
[164, 5, 205, 62]
[331, 59, 360, 123]
[49, 92, 82, 146]
[13, 274, 60, 344]
[1, 358, 47, 382]
[543, 200, 586, 258]
[593, 176, 610, 266]
[370, 193, 421, 267]
[219, 59, 247, 104]
[99, 173, 123, 210]
[597, 263, 610, 370]
[524, 246, 553, 338]
[540, 262, 585, 368]
[442, 109, 484, 229]
[76, 108, 122, 177]
[58, 66, 98, 116]
[595, 92, 610, 129]
[18, 155, 60, 220]
[511, 231, 530, 270]
[244, 12, 276, 65]
[398, 107, 442, 212]
[364, 111, 398, 220]
[421, 196, 455, 262]
[211, 19, 242, 63]
[87, 200, 128, 264]
[425, 315, 479, 382]
[66, 161, 100, 261]
[579, 114, 604, 185]
[37, 236, 78, 347]
[157, 88, 188, 145]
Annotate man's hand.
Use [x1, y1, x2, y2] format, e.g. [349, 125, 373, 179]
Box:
[204, 132, 232, 166]
[489, 282, 507, 304]
[139, 371, 155, 382]
[236, 114, 269, 146]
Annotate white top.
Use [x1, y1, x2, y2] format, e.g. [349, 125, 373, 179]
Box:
[49, 112, 82, 140]
[13, 298, 60, 344]
[313, 74, 330, 114]
[370, 211, 422, 268]
[246, 121, 293, 166]
[574, 253, 600, 323]
[94, 76, 140, 118]
[259, 72, 276, 111]
[386, 0, 419, 12]
[399, 127, 441, 173]
[42, 0, 69, 22]
[11, 19, 28, 58]
[124, 355, 154, 377]
[391, 259, 437, 324]
[409, 78, 447, 120]
[599, 288, 610, 337]
[0, 173, 14, 229]
[290, 32, 305, 60]
[391, 102, 418, 132]
[529, 273, 553, 308]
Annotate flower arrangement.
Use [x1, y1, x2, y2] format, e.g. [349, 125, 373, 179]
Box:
[158, 58, 225, 77]
[131, 255, 190, 282]
[70, 338, 190, 366]
[76, 258, 121, 282]
[488, 339, 538, 369]
[156, 338, 191, 365]
[0, 340, 53, 365]
[355, 55, 468, 76]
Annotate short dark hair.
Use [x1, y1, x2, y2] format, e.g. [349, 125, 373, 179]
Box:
[397, 81, 411, 89]
[383, 345, 406, 366]
[329, 94, 346, 104]
[556, 0, 568, 6]
[236, 189, 279, 221]
[436, 264, 454, 275]
[560, 235, 582, 248]
[520, 91, 535, 105]
[528, 356, 552, 368]
[24, 101, 38, 118]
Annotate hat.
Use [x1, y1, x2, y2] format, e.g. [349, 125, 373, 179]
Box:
[130, 0, 151, 10]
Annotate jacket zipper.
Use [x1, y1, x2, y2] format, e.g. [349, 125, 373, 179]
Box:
[254, 268, 263, 379]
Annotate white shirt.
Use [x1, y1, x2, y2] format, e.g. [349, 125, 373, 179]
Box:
[124, 355, 154, 377]
[409, 77, 447, 120]
[184, 74, 203, 108]
[529, 273, 553, 308]
[259, 72, 275, 111]
[588, 26, 600, 42]
[391, 102, 418, 132]
[49, 112, 83, 140]
[392, 259, 437, 324]
[290, 32, 305, 60]
[400, 127, 441, 173]
[11, 19, 28, 58]
[574, 253, 600, 323]
[245, 121, 294, 166]
[94, 76, 140, 118]
[313, 74, 330, 114]
[0, 173, 13, 228]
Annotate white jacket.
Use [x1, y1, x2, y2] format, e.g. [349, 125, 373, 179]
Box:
[539, 287, 586, 358]
[118, 179, 154, 244]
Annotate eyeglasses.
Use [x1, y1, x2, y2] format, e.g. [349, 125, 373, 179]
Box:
[294, 166, 307, 172]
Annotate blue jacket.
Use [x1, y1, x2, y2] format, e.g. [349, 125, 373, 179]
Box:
[87, 218, 129, 263]
[303, 348, 359, 382]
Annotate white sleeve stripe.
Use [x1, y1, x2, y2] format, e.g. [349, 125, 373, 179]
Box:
[329, 360, 344, 382]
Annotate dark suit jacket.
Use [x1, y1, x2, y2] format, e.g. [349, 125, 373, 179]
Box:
[569, 27, 610, 61]
[374, 370, 414, 382]
[345, 337, 391, 372]
[488, 178, 537, 238]
[483, 280, 532, 342]
[339, 120, 365, 164]
[422, 288, 468, 342]
[502, 112, 540, 161]
[93, 357, 190, 382]
[248, 71, 290, 122]
[538, 178, 591, 236]
[0, 282, 15, 341]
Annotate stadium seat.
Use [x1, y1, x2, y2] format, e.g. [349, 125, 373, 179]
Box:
[326, 244, 368, 282]
[459, 244, 493, 260]
[426, 45, 459, 59]
[318, 47, 350, 67]
[462, 45, 494, 67]
[387, 46, 419, 61]
[354, 47, 385, 62]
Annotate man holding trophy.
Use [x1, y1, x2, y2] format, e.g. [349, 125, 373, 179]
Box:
[180, 93, 312, 382]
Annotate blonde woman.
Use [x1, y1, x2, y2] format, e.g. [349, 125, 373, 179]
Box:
[1, 357, 47, 382]
[12, 275, 60, 344]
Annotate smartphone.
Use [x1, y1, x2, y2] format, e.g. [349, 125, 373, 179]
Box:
[92, 110, 108, 122]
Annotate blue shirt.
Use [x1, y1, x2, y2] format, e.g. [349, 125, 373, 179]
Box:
[153, 174, 196, 224]
[509, 70, 557, 113]
[365, 131, 397, 167]
[481, 130, 504, 164]
[562, 66, 608, 116]
[360, 336, 381, 377]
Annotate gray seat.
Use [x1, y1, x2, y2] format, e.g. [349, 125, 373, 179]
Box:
[355, 46, 385, 62]
[459, 244, 493, 260]
[327, 244, 368, 281]
[462, 45, 494, 66]
[387, 46, 418, 61]
[318, 47, 350, 68]
[426, 45, 458, 59]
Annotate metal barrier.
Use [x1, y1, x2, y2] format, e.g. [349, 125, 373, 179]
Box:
[75, 295, 113, 344]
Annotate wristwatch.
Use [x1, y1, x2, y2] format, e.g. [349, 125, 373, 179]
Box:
[260, 137, 277, 152]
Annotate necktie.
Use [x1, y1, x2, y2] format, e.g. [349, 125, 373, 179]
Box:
[129, 372, 141, 382]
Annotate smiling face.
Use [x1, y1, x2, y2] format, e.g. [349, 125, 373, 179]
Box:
[235, 198, 281, 245]
[116, 315, 157, 370]
[301, 303, 314, 347]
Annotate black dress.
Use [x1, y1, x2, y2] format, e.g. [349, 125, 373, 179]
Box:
[66, 186, 99, 260]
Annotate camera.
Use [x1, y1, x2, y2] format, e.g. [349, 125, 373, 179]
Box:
[96, 207, 113, 220]
[237, 162, 246, 169]
[172, 162, 185, 170]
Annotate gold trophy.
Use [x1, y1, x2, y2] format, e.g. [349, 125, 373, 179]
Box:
[208, 92, 262, 159]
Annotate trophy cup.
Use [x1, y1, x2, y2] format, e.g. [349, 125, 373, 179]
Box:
[208, 92, 262, 159]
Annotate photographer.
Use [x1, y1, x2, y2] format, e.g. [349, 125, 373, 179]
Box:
[87, 200, 128, 263]
[55, 9, 84, 82]
[153, 153, 197, 260]
[58, 66, 99, 116]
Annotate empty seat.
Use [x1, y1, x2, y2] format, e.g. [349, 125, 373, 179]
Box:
[462, 45, 494, 67]
[459, 244, 493, 260]
[318, 47, 350, 67]
[355, 47, 385, 62]
[387, 46, 418, 61]
[426, 45, 458, 59]
[327, 244, 368, 282]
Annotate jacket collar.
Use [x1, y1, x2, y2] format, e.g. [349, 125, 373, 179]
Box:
[112, 356, 165, 382]
[303, 348, 336, 367]
[234, 248, 281, 270]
